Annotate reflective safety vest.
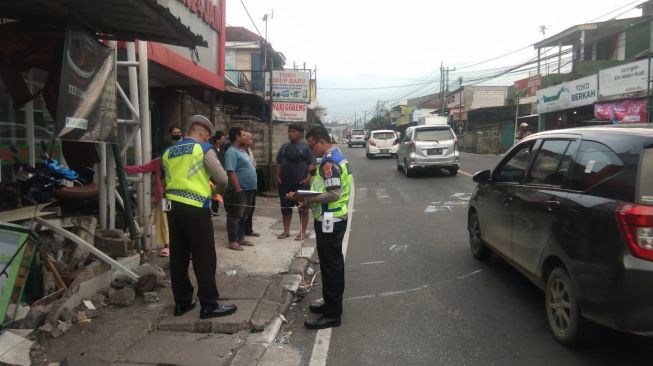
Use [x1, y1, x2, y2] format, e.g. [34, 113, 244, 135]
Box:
[310, 148, 352, 220]
[162, 139, 211, 208]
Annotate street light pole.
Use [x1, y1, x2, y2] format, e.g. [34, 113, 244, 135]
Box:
[263, 11, 275, 190]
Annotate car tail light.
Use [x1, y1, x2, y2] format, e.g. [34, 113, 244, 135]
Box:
[369, 139, 376, 146]
[454, 137, 459, 152]
[616, 203, 653, 261]
[410, 139, 416, 153]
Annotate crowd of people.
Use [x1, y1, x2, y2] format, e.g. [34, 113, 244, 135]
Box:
[128, 116, 351, 329]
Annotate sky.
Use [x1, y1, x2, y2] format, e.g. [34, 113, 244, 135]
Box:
[225, 0, 644, 123]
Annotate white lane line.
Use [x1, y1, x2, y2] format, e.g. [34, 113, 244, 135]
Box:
[459, 170, 473, 178]
[360, 260, 384, 266]
[308, 178, 355, 366]
[457, 269, 483, 279]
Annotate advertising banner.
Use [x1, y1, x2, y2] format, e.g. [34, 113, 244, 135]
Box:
[594, 98, 647, 123]
[56, 27, 117, 142]
[272, 102, 307, 122]
[514, 74, 542, 98]
[598, 59, 652, 99]
[537, 75, 597, 114]
[265, 70, 310, 103]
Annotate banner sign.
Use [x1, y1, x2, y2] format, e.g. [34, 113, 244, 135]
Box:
[56, 27, 117, 142]
[537, 75, 597, 114]
[514, 74, 542, 98]
[594, 98, 647, 123]
[272, 102, 307, 122]
[598, 59, 651, 99]
[265, 70, 310, 103]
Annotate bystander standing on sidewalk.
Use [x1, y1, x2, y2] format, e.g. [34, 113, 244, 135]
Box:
[210, 131, 227, 216]
[224, 127, 257, 251]
[275, 123, 316, 241]
[242, 131, 260, 237]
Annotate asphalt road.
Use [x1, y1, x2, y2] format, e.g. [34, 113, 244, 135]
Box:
[287, 148, 653, 366]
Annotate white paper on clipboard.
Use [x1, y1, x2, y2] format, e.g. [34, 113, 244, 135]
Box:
[297, 190, 321, 197]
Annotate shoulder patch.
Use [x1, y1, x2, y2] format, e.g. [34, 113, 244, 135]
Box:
[323, 162, 333, 178]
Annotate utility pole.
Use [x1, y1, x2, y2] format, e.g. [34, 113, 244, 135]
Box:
[440, 64, 455, 116]
[354, 111, 357, 129]
[364, 111, 367, 129]
[263, 10, 274, 190]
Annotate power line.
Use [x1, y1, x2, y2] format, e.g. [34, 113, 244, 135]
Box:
[239, 0, 263, 39]
[318, 80, 439, 91]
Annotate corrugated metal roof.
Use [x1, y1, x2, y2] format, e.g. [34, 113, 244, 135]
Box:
[0, 0, 207, 48]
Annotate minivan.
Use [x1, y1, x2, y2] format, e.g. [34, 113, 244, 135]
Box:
[468, 124, 653, 346]
[348, 129, 367, 148]
[396, 125, 460, 176]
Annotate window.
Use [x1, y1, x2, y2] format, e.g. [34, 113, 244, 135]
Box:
[568, 141, 624, 191]
[372, 132, 396, 140]
[351, 130, 366, 135]
[526, 140, 572, 186]
[494, 143, 534, 183]
[414, 128, 453, 141]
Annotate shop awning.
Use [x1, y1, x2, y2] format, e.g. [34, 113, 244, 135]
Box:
[0, 0, 207, 48]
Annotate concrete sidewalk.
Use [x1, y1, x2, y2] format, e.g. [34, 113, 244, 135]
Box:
[32, 196, 313, 366]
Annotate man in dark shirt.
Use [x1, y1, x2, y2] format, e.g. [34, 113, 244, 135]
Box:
[275, 124, 316, 240]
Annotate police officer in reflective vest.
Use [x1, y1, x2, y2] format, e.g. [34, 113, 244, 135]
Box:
[162, 115, 237, 319]
[287, 125, 352, 329]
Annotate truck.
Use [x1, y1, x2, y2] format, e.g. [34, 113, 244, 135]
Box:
[418, 115, 448, 125]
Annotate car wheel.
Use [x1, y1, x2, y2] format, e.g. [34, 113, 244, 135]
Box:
[448, 167, 458, 176]
[545, 267, 589, 347]
[366, 152, 372, 159]
[468, 212, 492, 261]
[347, 144, 351, 148]
[396, 157, 402, 171]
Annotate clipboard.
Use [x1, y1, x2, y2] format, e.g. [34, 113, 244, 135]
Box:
[296, 190, 321, 197]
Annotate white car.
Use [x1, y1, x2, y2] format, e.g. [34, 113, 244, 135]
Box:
[348, 129, 367, 147]
[366, 130, 398, 159]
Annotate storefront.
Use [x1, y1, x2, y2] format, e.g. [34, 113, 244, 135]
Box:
[536, 74, 598, 130]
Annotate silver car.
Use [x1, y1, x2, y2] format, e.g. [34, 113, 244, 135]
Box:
[396, 125, 460, 177]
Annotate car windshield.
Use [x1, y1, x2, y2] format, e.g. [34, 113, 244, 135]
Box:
[414, 129, 452, 141]
[372, 132, 395, 140]
[352, 130, 365, 135]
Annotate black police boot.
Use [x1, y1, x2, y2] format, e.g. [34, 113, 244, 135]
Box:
[200, 304, 238, 319]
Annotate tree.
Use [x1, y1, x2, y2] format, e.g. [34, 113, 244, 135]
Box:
[365, 115, 391, 131]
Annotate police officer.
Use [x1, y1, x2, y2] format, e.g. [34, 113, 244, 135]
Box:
[162, 115, 237, 319]
[287, 125, 352, 329]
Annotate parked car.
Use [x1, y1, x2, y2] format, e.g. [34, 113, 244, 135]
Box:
[468, 124, 653, 346]
[348, 129, 367, 148]
[366, 130, 398, 159]
[396, 125, 459, 177]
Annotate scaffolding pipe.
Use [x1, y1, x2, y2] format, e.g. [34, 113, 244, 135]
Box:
[127, 42, 145, 232]
[107, 144, 116, 229]
[26, 70, 36, 167]
[138, 40, 152, 250]
[98, 143, 107, 230]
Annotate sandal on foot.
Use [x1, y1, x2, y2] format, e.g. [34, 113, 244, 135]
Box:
[239, 240, 255, 247]
[276, 233, 291, 239]
[295, 233, 307, 241]
[228, 242, 244, 251]
[158, 248, 170, 257]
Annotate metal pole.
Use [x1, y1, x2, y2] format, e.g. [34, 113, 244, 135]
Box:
[268, 54, 274, 191]
[126, 43, 144, 227]
[26, 70, 35, 167]
[138, 40, 152, 250]
[558, 42, 562, 75]
[98, 143, 107, 229]
[514, 98, 520, 145]
[107, 144, 116, 229]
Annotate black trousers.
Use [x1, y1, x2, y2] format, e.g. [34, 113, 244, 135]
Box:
[224, 189, 255, 242]
[314, 220, 347, 318]
[167, 201, 219, 307]
[245, 191, 256, 234]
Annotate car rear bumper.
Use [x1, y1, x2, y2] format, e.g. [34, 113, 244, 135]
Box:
[408, 155, 459, 169]
[579, 256, 653, 334]
[348, 140, 365, 146]
[368, 145, 398, 154]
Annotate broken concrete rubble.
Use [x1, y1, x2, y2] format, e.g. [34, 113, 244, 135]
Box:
[94, 229, 129, 258]
[134, 273, 158, 295]
[109, 287, 135, 307]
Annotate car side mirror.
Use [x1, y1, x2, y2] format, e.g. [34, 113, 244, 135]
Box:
[473, 169, 492, 184]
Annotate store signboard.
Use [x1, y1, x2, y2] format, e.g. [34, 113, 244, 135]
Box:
[594, 98, 647, 123]
[598, 59, 652, 99]
[537, 75, 597, 114]
[265, 71, 310, 103]
[56, 27, 117, 143]
[514, 74, 542, 98]
[272, 102, 307, 122]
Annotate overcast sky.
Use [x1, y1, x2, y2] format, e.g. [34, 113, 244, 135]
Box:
[226, 0, 643, 122]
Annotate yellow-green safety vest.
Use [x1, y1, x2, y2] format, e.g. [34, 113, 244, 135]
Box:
[162, 139, 211, 208]
[310, 148, 352, 220]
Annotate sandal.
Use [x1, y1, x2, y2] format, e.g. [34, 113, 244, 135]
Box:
[295, 233, 307, 241]
[158, 248, 170, 257]
[239, 240, 255, 247]
[228, 242, 244, 251]
[276, 233, 291, 239]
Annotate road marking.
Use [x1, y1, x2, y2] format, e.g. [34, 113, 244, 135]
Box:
[457, 269, 483, 279]
[308, 179, 355, 366]
[360, 260, 384, 266]
[459, 170, 473, 178]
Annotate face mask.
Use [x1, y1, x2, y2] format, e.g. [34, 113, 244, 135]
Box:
[171, 134, 182, 141]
